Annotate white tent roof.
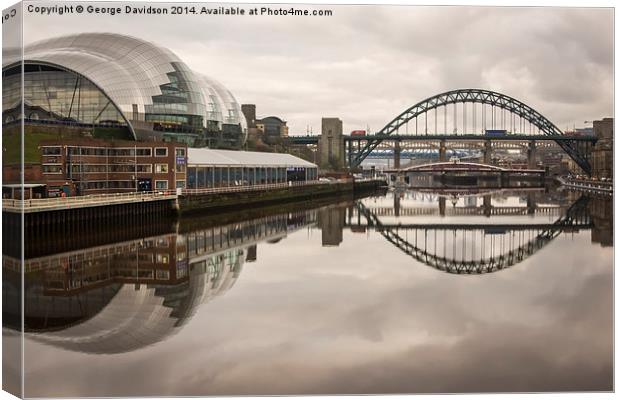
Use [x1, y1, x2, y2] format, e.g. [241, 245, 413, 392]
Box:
[188, 148, 316, 168]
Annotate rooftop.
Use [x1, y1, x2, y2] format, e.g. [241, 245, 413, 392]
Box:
[187, 148, 316, 168]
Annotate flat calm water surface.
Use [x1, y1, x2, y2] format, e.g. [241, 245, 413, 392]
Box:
[4, 188, 613, 396]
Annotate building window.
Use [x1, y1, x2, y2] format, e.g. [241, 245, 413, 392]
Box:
[175, 148, 186, 157]
[176, 163, 186, 173]
[42, 146, 61, 155]
[156, 269, 170, 280]
[155, 164, 168, 173]
[176, 180, 186, 189]
[136, 148, 152, 156]
[155, 148, 168, 157]
[137, 164, 152, 173]
[156, 253, 170, 264]
[155, 180, 169, 190]
[42, 164, 62, 174]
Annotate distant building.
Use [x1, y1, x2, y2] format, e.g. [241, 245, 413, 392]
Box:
[319, 118, 345, 169]
[241, 104, 289, 144]
[591, 118, 613, 179]
[256, 116, 289, 139]
[241, 104, 257, 129]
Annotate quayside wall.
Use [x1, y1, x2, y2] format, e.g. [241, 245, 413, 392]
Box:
[179, 179, 385, 215]
[3, 180, 387, 229]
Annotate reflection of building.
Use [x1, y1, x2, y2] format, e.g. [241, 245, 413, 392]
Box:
[20, 248, 244, 354]
[318, 207, 345, 246]
[589, 195, 613, 247]
[591, 118, 613, 179]
[246, 245, 257, 262]
[464, 196, 477, 207]
[4, 208, 320, 353]
[3, 33, 248, 150]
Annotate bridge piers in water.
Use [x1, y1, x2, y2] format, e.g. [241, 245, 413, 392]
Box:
[439, 196, 446, 217]
[483, 195, 492, 217]
[393, 140, 401, 169]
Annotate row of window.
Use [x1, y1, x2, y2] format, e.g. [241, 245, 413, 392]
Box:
[42, 163, 180, 174]
[187, 166, 318, 188]
[82, 180, 173, 190]
[46, 146, 184, 157]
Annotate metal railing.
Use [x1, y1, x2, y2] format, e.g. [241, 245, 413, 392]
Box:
[3, 190, 177, 212]
[3, 178, 387, 211]
[181, 180, 340, 196]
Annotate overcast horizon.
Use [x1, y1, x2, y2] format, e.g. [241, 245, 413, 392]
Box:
[14, 2, 615, 135]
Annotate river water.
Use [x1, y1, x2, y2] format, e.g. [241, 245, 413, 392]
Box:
[3, 187, 613, 396]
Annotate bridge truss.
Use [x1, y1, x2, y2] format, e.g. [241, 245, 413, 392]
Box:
[348, 89, 594, 173]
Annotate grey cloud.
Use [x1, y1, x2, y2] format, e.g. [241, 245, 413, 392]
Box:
[19, 3, 612, 135]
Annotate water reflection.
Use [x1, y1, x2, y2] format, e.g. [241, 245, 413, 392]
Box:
[5, 209, 321, 353]
[3, 188, 613, 395]
[356, 193, 592, 274]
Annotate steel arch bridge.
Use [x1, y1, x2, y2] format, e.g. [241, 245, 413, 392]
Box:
[356, 195, 591, 275]
[349, 89, 592, 173]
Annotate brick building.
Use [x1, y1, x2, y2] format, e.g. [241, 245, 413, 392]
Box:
[3, 138, 187, 198]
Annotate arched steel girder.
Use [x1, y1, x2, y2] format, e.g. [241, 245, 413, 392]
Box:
[356, 195, 590, 275]
[349, 89, 592, 173]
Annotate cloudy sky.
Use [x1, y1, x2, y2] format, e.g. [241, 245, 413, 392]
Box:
[16, 2, 614, 134]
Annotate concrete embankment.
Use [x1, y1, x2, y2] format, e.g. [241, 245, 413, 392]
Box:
[4, 180, 387, 230]
[179, 179, 386, 215]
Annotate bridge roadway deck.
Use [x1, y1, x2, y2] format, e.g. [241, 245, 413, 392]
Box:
[355, 205, 564, 217]
[289, 134, 596, 144]
[346, 223, 591, 230]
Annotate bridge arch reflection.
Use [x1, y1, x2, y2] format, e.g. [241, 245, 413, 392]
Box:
[354, 192, 592, 274]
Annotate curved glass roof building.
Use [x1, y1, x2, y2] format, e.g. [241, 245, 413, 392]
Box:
[2, 32, 247, 147]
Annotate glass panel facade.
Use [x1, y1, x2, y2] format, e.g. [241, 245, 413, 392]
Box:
[2, 33, 248, 148]
[3, 65, 127, 127]
[186, 164, 318, 189]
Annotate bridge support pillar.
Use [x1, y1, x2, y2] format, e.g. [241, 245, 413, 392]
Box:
[527, 193, 536, 215]
[483, 195, 492, 218]
[438, 197, 446, 217]
[439, 140, 447, 162]
[394, 193, 401, 217]
[393, 140, 401, 169]
[527, 140, 537, 169]
[484, 140, 492, 164]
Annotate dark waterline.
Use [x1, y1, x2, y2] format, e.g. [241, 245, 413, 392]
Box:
[3, 188, 613, 396]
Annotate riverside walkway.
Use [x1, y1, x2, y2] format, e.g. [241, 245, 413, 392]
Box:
[3, 178, 387, 214]
[3, 190, 178, 213]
